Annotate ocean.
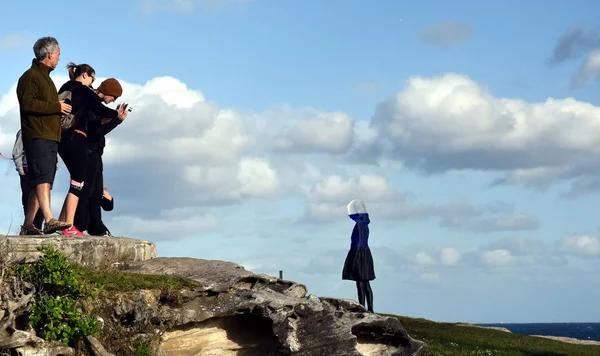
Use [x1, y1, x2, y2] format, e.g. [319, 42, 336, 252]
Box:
[478, 323, 600, 342]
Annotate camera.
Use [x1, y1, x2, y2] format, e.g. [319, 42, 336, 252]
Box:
[116, 103, 133, 112]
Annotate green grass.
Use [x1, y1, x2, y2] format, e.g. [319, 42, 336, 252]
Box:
[389, 315, 600, 356]
[78, 266, 200, 292]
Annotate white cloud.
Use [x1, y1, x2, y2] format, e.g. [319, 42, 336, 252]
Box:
[0, 74, 274, 217]
[309, 174, 398, 204]
[370, 73, 600, 194]
[236, 157, 279, 196]
[104, 76, 250, 166]
[303, 174, 402, 221]
[415, 252, 435, 266]
[274, 111, 355, 154]
[113, 212, 218, 240]
[484, 237, 541, 256]
[303, 174, 539, 234]
[572, 50, 600, 87]
[440, 247, 461, 266]
[480, 249, 515, 267]
[0, 73, 543, 237]
[559, 235, 600, 258]
[477, 242, 542, 268]
[181, 157, 279, 203]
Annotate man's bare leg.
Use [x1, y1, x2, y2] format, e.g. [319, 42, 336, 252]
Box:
[23, 189, 40, 227]
[27, 182, 72, 234]
[35, 183, 54, 222]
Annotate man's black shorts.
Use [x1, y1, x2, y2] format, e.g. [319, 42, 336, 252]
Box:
[25, 138, 58, 188]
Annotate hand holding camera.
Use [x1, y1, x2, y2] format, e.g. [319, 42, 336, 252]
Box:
[117, 103, 133, 112]
[116, 103, 132, 121]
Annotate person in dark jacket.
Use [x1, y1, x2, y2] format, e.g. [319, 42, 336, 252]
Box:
[56, 63, 127, 236]
[17, 36, 72, 235]
[74, 78, 127, 236]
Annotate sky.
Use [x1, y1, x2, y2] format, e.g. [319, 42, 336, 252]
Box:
[1, 0, 600, 324]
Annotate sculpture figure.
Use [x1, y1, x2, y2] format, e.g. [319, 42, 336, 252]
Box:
[342, 199, 375, 312]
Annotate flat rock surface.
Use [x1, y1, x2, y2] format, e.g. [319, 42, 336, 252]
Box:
[1, 235, 156, 268]
[121, 257, 427, 356]
[125, 257, 257, 291]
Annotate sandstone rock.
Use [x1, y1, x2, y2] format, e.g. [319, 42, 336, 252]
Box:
[1, 239, 426, 355]
[2, 235, 156, 268]
[105, 257, 427, 356]
[0, 328, 75, 356]
[14, 343, 75, 356]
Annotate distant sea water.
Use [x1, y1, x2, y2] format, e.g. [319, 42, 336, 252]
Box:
[477, 323, 600, 342]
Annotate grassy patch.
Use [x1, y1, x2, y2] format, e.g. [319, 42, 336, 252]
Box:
[78, 267, 200, 293]
[388, 314, 600, 356]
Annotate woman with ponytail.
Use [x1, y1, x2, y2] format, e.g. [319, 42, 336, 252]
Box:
[56, 62, 128, 236]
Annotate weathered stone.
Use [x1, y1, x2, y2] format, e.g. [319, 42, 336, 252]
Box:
[0, 329, 43, 349]
[111, 257, 427, 356]
[1, 239, 426, 355]
[0, 329, 75, 356]
[159, 315, 280, 355]
[14, 343, 75, 356]
[2, 235, 156, 268]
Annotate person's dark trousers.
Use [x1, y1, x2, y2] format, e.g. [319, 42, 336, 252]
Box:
[74, 149, 102, 232]
[19, 174, 44, 230]
[58, 130, 88, 197]
[87, 167, 106, 235]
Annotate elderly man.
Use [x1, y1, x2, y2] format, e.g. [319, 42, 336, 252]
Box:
[17, 36, 72, 235]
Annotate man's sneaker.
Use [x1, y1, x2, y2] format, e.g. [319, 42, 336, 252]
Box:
[82, 230, 90, 236]
[19, 225, 43, 236]
[61, 226, 86, 237]
[43, 219, 71, 235]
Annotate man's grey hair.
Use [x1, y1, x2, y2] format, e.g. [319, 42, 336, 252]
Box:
[33, 37, 59, 60]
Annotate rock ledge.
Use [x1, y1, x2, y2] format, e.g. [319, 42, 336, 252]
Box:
[2, 235, 156, 268]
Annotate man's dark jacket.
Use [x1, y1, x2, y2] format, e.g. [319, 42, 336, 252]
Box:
[16, 59, 62, 145]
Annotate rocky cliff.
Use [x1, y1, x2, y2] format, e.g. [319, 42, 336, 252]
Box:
[0, 235, 426, 356]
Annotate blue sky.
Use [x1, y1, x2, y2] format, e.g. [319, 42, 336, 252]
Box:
[1, 0, 600, 324]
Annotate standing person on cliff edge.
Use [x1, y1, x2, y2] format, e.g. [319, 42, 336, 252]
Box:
[342, 199, 376, 313]
[17, 36, 72, 235]
[55, 64, 127, 236]
[74, 78, 128, 236]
